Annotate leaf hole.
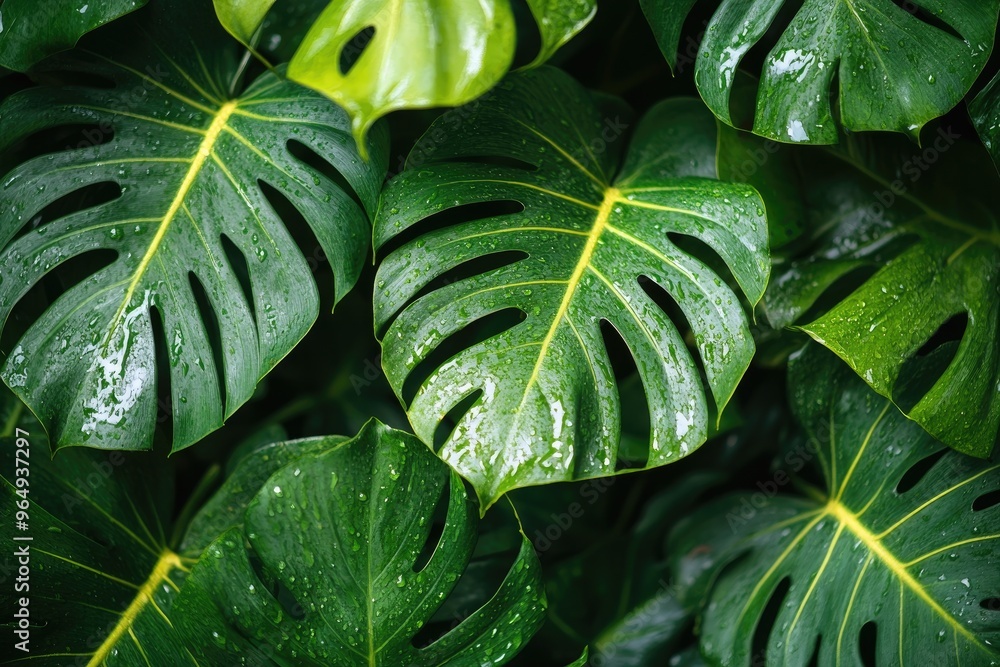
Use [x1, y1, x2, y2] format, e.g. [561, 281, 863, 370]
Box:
[894, 312, 966, 412]
[376, 200, 525, 261]
[3, 123, 116, 170]
[148, 304, 173, 439]
[246, 549, 307, 620]
[973, 489, 1000, 512]
[381, 250, 529, 339]
[220, 234, 256, 324]
[598, 319, 650, 470]
[858, 620, 877, 667]
[750, 575, 791, 658]
[433, 390, 484, 453]
[895, 448, 947, 494]
[412, 504, 521, 649]
[412, 485, 449, 572]
[286, 139, 364, 211]
[796, 264, 879, 325]
[338, 26, 375, 76]
[188, 271, 227, 411]
[1, 248, 118, 354]
[257, 179, 338, 310]
[637, 273, 709, 383]
[980, 598, 1000, 612]
[665, 232, 740, 301]
[508, 0, 543, 68]
[915, 312, 968, 358]
[8, 181, 121, 248]
[807, 636, 822, 667]
[400, 306, 525, 406]
[888, 1, 963, 41]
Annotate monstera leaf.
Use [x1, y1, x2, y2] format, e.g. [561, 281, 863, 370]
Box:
[641, 0, 1000, 144]
[0, 387, 195, 665]
[0, 0, 148, 71]
[971, 69, 1000, 173]
[671, 346, 1000, 666]
[374, 67, 769, 507]
[761, 130, 1000, 457]
[539, 476, 719, 665]
[0, 0, 388, 453]
[213, 0, 594, 151]
[173, 420, 546, 665]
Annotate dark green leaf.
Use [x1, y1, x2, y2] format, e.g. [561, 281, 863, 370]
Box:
[174, 420, 547, 665]
[374, 67, 769, 508]
[0, 0, 387, 453]
[0, 0, 148, 71]
[0, 387, 194, 665]
[642, 0, 1000, 144]
[761, 131, 1000, 456]
[671, 346, 1000, 665]
[181, 434, 348, 553]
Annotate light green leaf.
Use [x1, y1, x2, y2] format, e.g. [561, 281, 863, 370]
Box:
[374, 67, 769, 508]
[0, 0, 388, 453]
[0, 0, 148, 72]
[287, 0, 516, 154]
[642, 0, 1000, 144]
[761, 131, 1000, 457]
[524, 0, 597, 67]
[216, 0, 597, 152]
[212, 0, 277, 47]
[0, 388, 195, 665]
[173, 420, 547, 665]
[671, 346, 1000, 666]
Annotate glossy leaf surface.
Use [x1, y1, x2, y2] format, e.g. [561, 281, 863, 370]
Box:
[762, 132, 1000, 457]
[216, 0, 595, 150]
[375, 67, 769, 507]
[0, 387, 194, 665]
[642, 0, 1000, 144]
[672, 347, 1000, 665]
[0, 0, 147, 71]
[174, 420, 546, 665]
[0, 0, 387, 453]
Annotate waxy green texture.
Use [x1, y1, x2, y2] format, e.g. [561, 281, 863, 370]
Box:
[763, 132, 1000, 457]
[375, 67, 769, 507]
[174, 420, 546, 665]
[642, 0, 1000, 144]
[214, 0, 596, 151]
[0, 388, 194, 666]
[0, 0, 387, 453]
[0, 0, 148, 71]
[672, 348, 1000, 666]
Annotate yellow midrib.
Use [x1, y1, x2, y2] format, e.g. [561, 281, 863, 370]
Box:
[102, 101, 237, 348]
[826, 499, 983, 648]
[522, 187, 618, 389]
[87, 550, 185, 666]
